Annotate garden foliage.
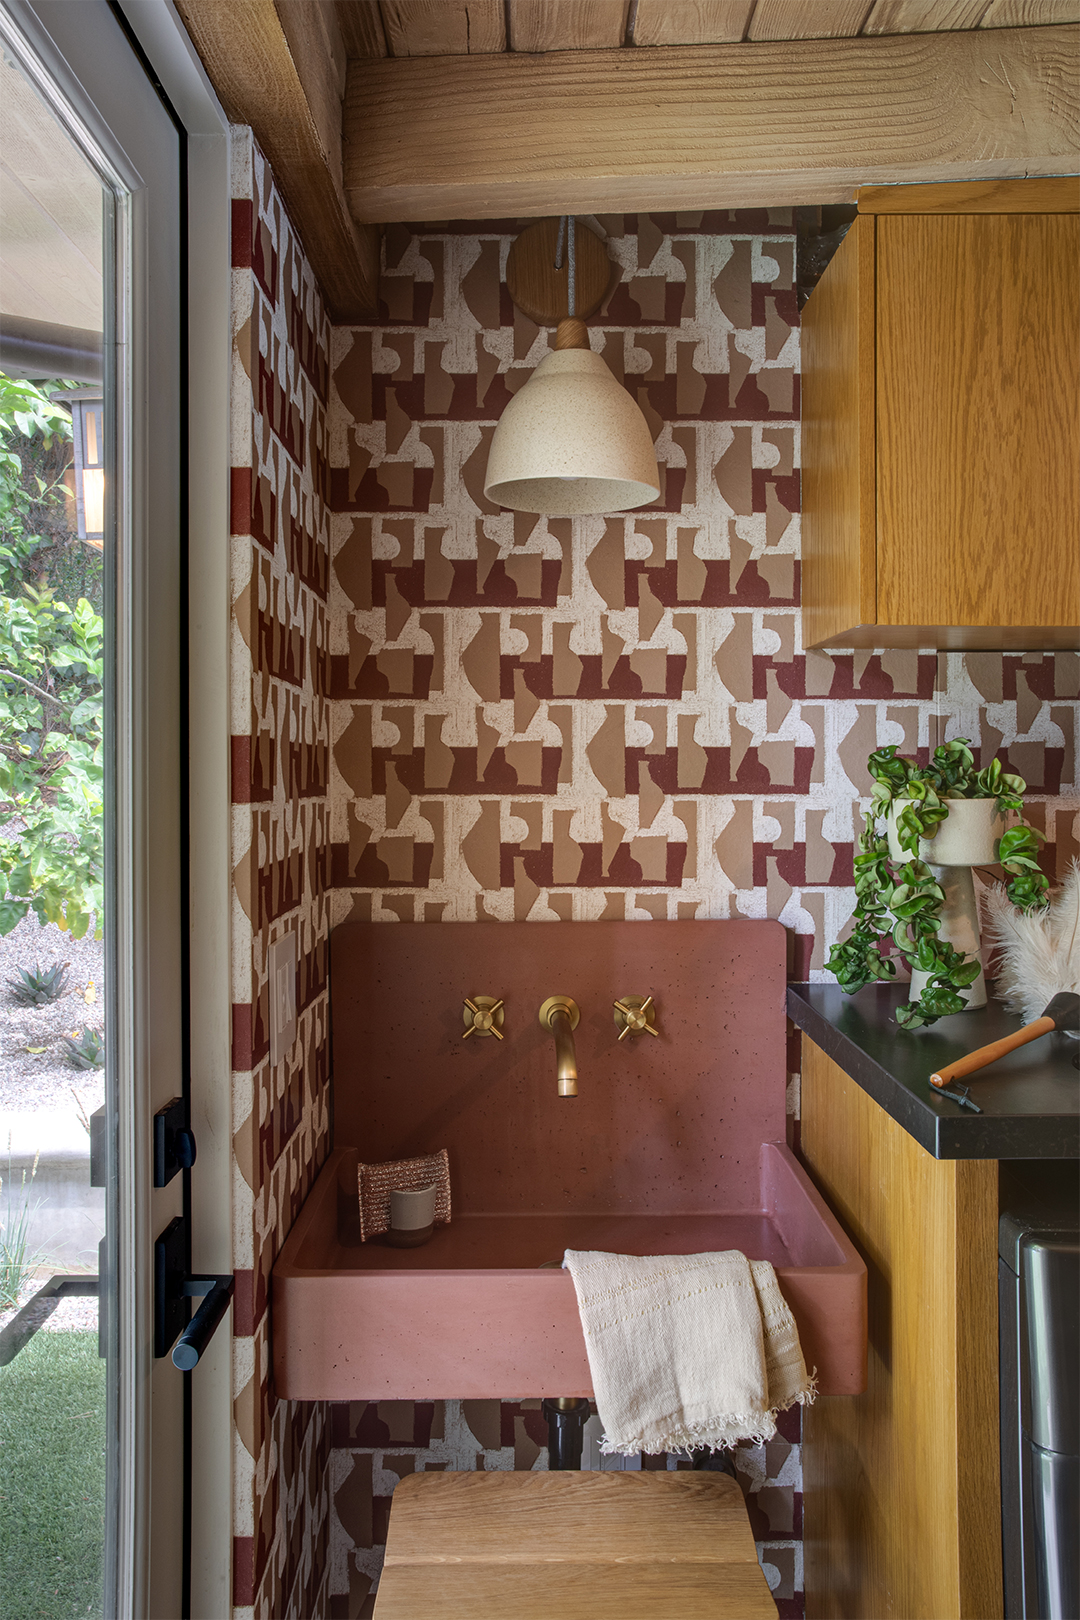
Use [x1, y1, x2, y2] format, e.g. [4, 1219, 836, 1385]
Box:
[0, 374, 103, 938]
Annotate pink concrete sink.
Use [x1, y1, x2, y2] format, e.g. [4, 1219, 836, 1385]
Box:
[273, 1140, 866, 1399]
[272, 921, 866, 1401]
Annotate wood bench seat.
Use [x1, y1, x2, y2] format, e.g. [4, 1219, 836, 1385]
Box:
[373, 1469, 778, 1618]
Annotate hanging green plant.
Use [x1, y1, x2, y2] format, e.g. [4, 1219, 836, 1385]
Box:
[825, 739, 1049, 1029]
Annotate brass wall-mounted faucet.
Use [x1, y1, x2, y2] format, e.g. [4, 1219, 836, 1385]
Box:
[538, 996, 580, 1096]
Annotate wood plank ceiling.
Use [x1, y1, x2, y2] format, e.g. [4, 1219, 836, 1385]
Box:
[336, 0, 1080, 56]
[175, 0, 1079, 314]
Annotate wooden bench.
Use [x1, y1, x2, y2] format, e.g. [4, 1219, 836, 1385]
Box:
[373, 1469, 779, 1618]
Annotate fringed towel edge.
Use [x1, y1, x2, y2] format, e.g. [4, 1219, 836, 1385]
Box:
[598, 1367, 818, 1458]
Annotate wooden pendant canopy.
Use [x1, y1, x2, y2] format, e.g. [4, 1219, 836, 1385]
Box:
[505, 218, 614, 328]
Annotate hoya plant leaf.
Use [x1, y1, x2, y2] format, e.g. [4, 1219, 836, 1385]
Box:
[951, 960, 983, 987]
[997, 824, 1045, 860]
[896, 1000, 931, 1030]
[920, 985, 967, 1018]
[1005, 871, 1050, 912]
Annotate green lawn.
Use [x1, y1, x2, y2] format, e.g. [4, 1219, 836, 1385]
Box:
[0, 1330, 105, 1620]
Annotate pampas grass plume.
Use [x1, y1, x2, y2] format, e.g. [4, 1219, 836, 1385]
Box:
[983, 861, 1080, 1024]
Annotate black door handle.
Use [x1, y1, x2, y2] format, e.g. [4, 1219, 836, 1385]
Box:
[172, 1275, 233, 1369]
[154, 1216, 233, 1366]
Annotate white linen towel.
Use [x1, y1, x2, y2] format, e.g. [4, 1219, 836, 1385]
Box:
[563, 1247, 816, 1455]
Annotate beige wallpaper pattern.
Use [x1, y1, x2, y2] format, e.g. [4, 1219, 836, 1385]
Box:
[319, 212, 1078, 1619]
[229, 129, 331, 1620]
[325, 216, 1078, 959]
[227, 175, 1079, 1619]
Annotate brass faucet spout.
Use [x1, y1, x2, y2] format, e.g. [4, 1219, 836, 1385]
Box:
[539, 996, 581, 1096]
[551, 1009, 578, 1095]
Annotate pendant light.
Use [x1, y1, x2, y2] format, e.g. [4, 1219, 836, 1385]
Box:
[484, 216, 661, 517]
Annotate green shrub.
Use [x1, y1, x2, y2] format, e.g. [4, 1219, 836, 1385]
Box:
[0, 375, 103, 939]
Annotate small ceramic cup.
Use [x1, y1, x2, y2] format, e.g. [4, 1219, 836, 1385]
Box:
[387, 1183, 437, 1248]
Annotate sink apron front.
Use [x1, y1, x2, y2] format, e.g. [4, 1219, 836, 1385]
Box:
[271, 921, 867, 1402]
[273, 1143, 866, 1400]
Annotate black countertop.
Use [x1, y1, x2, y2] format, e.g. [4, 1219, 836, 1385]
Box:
[787, 982, 1079, 1161]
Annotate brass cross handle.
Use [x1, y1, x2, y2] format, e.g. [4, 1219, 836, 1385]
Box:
[463, 996, 504, 1039]
[614, 995, 658, 1040]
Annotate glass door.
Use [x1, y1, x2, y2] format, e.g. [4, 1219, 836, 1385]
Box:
[0, 40, 111, 1620]
[0, 3, 187, 1613]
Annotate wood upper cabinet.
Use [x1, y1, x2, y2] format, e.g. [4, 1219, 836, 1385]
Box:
[801, 177, 1080, 651]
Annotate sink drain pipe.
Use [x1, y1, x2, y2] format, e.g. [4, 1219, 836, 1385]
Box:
[542, 1396, 591, 1469]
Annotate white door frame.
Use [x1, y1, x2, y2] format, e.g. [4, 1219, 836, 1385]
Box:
[117, 7, 235, 1615]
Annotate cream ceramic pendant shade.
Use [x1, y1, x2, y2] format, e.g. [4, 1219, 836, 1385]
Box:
[484, 343, 661, 515]
[484, 215, 660, 516]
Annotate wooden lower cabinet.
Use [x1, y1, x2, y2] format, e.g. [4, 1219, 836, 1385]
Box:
[800, 1042, 1002, 1620]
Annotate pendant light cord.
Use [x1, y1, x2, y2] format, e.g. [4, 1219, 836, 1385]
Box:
[554, 215, 577, 318]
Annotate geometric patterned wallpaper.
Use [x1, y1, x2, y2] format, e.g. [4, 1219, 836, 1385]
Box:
[229, 128, 332, 1620]
[327, 1399, 806, 1619]
[318, 209, 1077, 1620]
[325, 216, 1078, 968]
[229, 135, 1079, 1620]
[327, 211, 811, 933]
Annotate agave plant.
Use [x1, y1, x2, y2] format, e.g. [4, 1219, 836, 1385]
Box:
[6, 960, 71, 1006]
[60, 1027, 104, 1069]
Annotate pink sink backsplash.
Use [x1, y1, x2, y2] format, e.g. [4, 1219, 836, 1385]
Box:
[330, 917, 788, 1216]
[272, 918, 866, 1402]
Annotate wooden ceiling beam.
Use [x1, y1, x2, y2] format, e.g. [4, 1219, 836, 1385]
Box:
[979, 0, 1079, 22]
[343, 23, 1079, 221]
[176, 0, 380, 318]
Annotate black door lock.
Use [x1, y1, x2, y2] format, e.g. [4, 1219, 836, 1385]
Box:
[153, 1097, 197, 1187]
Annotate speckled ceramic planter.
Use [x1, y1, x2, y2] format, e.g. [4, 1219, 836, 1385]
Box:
[886, 796, 1004, 866]
[907, 862, 987, 1011]
[888, 798, 1004, 1014]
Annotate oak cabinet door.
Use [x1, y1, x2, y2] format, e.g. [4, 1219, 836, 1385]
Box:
[801, 182, 1080, 651]
[875, 211, 1079, 633]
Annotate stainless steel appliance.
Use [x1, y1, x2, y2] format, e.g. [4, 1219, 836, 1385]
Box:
[999, 1163, 1079, 1620]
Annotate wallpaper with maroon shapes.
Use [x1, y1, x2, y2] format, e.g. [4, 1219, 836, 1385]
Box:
[229, 151, 1079, 1620]
[229, 128, 332, 1620]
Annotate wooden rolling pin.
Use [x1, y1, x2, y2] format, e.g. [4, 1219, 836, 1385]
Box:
[930, 991, 1079, 1088]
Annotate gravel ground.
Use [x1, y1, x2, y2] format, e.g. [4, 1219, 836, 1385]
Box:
[0, 913, 105, 1116]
